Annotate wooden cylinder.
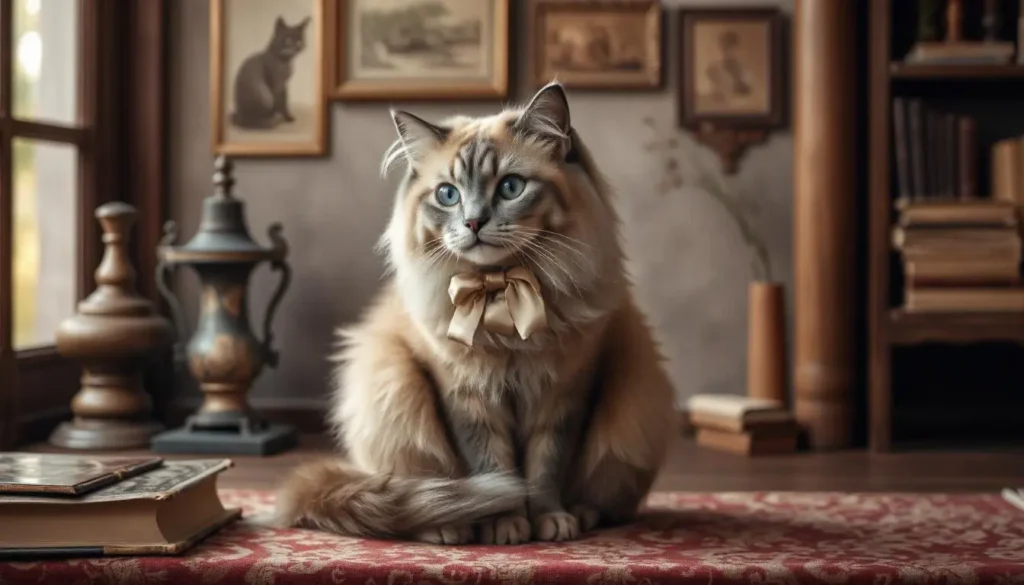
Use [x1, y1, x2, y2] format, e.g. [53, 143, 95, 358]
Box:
[793, 0, 857, 449]
[747, 281, 786, 404]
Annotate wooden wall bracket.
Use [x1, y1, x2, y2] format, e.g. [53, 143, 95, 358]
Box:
[692, 122, 770, 175]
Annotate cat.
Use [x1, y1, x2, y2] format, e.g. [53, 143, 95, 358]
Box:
[273, 82, 676, 545]
[230, 16, 309, 130]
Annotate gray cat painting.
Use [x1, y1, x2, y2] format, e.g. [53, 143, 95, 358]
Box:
[230, 16, 310, 130]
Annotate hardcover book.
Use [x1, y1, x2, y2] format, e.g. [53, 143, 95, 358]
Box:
[0, 458, 239, 558]
[0, 453, 163, 496]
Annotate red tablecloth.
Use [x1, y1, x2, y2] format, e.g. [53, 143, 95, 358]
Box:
[2, 489, 1023, 584]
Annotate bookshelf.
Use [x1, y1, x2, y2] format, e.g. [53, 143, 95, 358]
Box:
[867, 0, 1024, 451]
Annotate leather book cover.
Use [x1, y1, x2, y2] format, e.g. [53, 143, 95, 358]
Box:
[909, 99, 927, 200]
[892, 98, 912, 200]
[945, 113, 958, 198]
[0, 453, 163, 496]
[991, 138, 1021, 205]
[895, 200, 1018, 227]
[958, 117, 977, 199]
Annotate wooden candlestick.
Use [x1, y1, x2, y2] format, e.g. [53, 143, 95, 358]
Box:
[49, 202, 174, 449]
[747, 281, 787, 404]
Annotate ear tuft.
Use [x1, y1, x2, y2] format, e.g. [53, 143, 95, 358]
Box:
[380, 110, 450, 176]
[515, 81, 571, 157]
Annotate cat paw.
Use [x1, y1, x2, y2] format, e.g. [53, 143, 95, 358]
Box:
[478, 514, 531, 545]
[414, 524, 474, 545]
[532, 511, 580, 542]
[282, 114, 295, 122]
[570, 504, 600, 532]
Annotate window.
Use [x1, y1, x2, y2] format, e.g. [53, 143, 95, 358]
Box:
[0, 0, 142, 448]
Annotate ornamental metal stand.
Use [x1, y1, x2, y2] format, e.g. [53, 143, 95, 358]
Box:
[150, 156, 296, 455]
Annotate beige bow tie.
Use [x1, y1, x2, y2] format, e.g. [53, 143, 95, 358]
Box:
[446, 267, 548, 346]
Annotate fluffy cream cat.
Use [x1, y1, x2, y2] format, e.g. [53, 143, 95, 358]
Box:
[274, 82, 676, 545]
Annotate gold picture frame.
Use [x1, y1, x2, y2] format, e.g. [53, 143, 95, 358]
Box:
[210, 0, 328, 157]
[527, 0, 662, 90]
[328, 0, 509, 101]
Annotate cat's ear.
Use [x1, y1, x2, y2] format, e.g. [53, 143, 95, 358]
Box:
[515, 81, 571, 159]
[298, 16, 311, 30]
[382, 110, 449, 174]
[275, 16, 286, 31]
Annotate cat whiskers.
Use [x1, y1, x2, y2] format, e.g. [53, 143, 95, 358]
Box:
[491, 231, 583, 296]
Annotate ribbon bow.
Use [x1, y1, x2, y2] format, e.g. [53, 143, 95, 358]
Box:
[446, 267, 548, 346]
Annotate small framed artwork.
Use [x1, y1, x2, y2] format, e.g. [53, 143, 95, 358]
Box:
[677, 8, 786, 173]
[210, 0, 327, 157]
[527, 0, 663, 90]
[678, 7, 785, 128]
[328, 0, 509, 101]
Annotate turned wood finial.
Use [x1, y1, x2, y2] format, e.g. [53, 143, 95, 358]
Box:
[93, 201, 138, 296]
[50, 201, 174, 449]
[213, 155, 235, 199]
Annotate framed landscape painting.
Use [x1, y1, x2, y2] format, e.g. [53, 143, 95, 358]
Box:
[210, 0, 327, 156]
[328, 0, 509, 100]
[527, 0, 662, 90]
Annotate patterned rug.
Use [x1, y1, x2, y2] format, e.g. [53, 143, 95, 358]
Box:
[1, 489, 1023, 584]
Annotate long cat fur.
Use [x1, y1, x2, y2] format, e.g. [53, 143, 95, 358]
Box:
[273, 82, 676, 544]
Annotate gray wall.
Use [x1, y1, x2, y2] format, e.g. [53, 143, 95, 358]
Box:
[169, 0, 794, 412]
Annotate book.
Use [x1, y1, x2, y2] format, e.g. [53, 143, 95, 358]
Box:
[905, 41, 1014, 64]
[958, 117, 977, 199]
[686, 394, 790, 426]
[991, 137, 1023, 206]
[895, 200, 1018, 228]
[696, 427, 797, 456]
[905, 287, 1024, 312]
[689, 407, 796, 433]
[893, 98, 912, 200]
[0, 453, 163, 496]
[893, 226, 1022, 257]
[0, 459, 239, 558]
[905, 258, 1022, 287]
[909, 99, 927, 198]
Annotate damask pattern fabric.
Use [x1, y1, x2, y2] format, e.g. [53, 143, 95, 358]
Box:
[1, 489, 1022, 584]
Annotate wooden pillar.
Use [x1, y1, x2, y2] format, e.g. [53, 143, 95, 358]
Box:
[793, 0, 857, 449]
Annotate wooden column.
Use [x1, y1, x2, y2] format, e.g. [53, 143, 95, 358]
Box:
[792, 0, 857, 449]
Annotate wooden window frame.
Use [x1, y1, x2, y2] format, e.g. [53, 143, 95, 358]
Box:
[0, 0, 168, 449]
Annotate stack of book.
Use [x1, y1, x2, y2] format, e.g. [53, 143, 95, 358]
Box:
[892, 199, 1024, 312]
[0, 453, 238, 558]
[687, 394, 798, 456]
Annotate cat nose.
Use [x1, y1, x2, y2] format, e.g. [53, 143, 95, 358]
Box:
[465, 217, 488, 233]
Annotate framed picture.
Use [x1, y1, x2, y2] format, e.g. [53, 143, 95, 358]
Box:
[328, 0, 509, 101]
[678, 8, 785, 129]
[210, 0, 327, 157]
[527, 0, 662, 90]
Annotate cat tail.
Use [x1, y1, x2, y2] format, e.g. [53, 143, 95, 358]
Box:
[272, 459, 526, 538]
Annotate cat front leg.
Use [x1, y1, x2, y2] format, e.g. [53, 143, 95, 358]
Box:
[524, 420, 581, 542]
[275, 87, 295, 122]
[566, 302, 676, 530]
[442, 391, 530, 545]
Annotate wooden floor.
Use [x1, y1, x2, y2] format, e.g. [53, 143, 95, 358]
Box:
[32, 434, 1024, 493]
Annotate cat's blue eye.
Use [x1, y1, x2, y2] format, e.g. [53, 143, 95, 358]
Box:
[435, 183, 461, 206]
[497, 175, 526, 200]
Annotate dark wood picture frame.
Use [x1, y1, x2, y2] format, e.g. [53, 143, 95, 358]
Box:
[210, 0, 328, 157]
[327, 0, 510, 101]
[526, 0, 663, 90]
[677, 7, 787, 174]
